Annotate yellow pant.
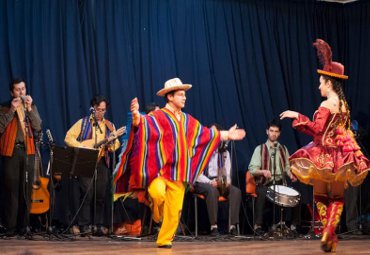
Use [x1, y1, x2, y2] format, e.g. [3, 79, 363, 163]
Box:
[148, 176, 185, 246]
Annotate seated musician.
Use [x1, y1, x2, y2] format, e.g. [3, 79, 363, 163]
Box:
[64, 95, 124, 236]
[248, 119, 298, 235]
[194, 124, 241, 236]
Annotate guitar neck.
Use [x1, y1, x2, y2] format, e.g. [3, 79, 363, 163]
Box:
[93, 138, 108, 148]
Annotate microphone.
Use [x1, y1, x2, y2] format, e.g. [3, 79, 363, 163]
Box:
[271, 141, 278, 157]
[46, 129, 55, 145]
[90, 107, 96, 115]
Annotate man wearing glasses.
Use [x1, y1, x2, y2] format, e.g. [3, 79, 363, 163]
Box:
[65, 95, 122, 236]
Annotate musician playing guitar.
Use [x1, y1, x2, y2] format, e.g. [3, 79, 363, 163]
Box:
[64, 95, 124, 236]
[248, 119, 298, 236]
[194, 124, 242, 236]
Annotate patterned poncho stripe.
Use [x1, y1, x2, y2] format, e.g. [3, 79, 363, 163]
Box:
[113, 108, 221, 192]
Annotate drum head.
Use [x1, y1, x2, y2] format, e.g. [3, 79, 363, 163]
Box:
[266, 185, 301, 207]
[269, 185, 300, 196]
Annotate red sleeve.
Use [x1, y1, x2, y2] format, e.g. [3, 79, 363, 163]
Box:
[292, 107, 331, 137]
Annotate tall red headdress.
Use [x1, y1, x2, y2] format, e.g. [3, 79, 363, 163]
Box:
[313, 39, 348, 80]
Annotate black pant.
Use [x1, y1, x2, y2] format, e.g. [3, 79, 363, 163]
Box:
[78, 160, 110, 227]
[1, 146, 34, 231]
[194, 182, 241, 226]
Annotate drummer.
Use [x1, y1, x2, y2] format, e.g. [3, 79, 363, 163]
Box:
[248, 119, 298, 236]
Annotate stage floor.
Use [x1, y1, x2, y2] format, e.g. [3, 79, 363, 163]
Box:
[1, 235, 370, 255]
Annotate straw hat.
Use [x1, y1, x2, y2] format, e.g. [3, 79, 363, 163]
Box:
[156, 78, 192, 97]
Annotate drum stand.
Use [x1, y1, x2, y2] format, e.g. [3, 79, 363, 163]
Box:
[272, 206, 290, 238]
[270, 145, 291, 239]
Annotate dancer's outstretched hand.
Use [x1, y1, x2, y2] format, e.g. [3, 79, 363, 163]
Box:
[227, 124, 246, 140]
[280, 110, 299, 120]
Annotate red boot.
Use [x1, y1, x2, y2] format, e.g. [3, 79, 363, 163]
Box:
[321, 199, 344, 253]
[314, 195, 329, 235]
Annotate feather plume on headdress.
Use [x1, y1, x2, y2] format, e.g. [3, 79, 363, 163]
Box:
[313, 39, 332, 71]
[312, 38, 348, 80]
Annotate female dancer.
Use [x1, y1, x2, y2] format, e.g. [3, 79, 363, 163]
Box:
[280, 39, 370, 252]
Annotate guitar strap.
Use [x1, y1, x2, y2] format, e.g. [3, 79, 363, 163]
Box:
[104, 119, 114, 133]
[261, 144, 270, 172]
[103, 120, 115, 168]
[78, 116, 92, 142]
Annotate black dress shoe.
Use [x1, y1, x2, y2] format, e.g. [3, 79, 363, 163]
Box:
[93, 226, 105, 237]
[210, 228, 220, 236]
[158, 244, 172, 248]
[254, 227, 265, 236]
[229, 227, 238, 236]
[18, 227, 31, 236]
[0, 225, 6, 234]
[349, 229, 363, 235]
[3, 228, 17, 237]
[80, 225, 92, 237]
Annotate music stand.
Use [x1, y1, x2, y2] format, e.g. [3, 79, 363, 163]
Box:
[52, 146, 99, 236]
[52, 146, 99, 178]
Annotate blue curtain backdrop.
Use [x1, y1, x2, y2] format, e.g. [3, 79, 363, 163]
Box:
[1, 0, 370, 177]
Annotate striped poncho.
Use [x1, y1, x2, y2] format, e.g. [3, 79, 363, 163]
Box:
[113, 108, 221, 193]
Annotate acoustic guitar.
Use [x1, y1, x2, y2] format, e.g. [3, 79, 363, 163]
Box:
[80, 126, 126, 157]
[30, 132, 50, 214]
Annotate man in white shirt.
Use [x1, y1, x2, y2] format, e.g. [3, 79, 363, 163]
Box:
[194, 124, 241, 236]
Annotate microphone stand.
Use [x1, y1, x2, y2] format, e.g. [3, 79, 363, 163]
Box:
[271, 144, 277, 237]
[45, 132, 65, 239]
[92, 113, 99, 234]
[109, 137, 117, 236]
[280, 145, 288, 238]
[354, 134, 368, 234]
[24, 110, 32, 237]
[47, 139, 54, 235]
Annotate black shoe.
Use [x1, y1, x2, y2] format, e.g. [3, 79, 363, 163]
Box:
[80, 225, 92, 237]
[289, 229, 300, 238]
[16, 227, 32, 239]
[229, 227, 238, 236]
[158, 244, 172, 248]
[0, 225, 6, 234]
[210, 228, 220, 236]
[93, 226, 106, 237]
[349, 229, 363, 235]
[93, 228, 103, 237]
[3, 228, 17, 237]
[254, 227, 265, 236]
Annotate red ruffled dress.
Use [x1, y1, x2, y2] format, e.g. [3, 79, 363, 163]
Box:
[290, 107, 370, 187]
